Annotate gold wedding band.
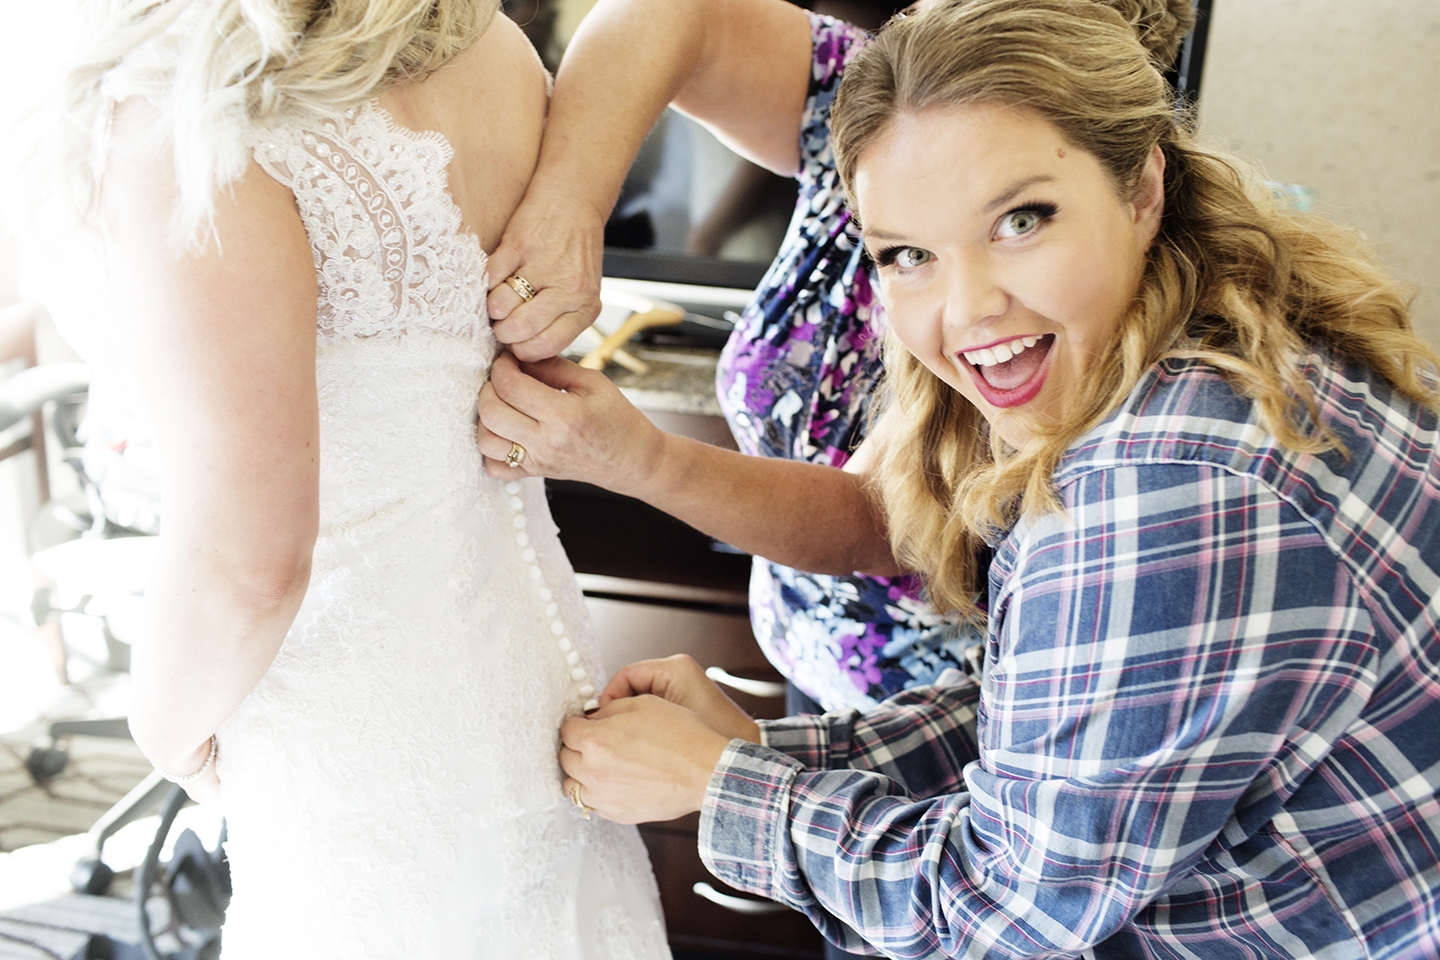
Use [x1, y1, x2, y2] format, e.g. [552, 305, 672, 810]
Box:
[505, 441, 527, 468]
[505, 274, 538, 302]
[570, 782, 593, 819]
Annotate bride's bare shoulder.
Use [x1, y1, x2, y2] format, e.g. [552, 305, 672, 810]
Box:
[447, 12, 549, 114]
[385, 11, 547, 247]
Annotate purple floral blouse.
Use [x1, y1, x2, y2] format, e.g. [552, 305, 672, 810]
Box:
[716, 14, 979, 710]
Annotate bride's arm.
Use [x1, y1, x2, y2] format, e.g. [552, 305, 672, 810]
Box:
[486, 0, 814, 359]
[103, 99, 319, 792]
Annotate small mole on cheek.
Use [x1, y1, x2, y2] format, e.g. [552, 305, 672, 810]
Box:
[1057, 148, 1066, 159]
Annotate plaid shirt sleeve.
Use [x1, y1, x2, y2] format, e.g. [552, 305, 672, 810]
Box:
[758, 680, 982, 798]
[698, 461, 1381, 958]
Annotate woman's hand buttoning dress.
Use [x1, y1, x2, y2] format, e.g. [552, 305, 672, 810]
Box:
[20, 1, 670, 956]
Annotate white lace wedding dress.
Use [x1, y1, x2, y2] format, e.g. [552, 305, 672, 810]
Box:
[55, 99, 671, 959]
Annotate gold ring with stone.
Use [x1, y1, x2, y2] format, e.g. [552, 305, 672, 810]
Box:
[505, 441, 527, 468]
[570, 782, 593, 819]
[505, 274, 538, 302]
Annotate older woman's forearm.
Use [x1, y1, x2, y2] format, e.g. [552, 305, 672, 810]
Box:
[487, 0, 811, 357]
[541, 0, 810, 201]
[534, 0, 702, 218]
[480, 354, 894, 574]
[638, 432, 899, 577]
[485, 0, 708, 356]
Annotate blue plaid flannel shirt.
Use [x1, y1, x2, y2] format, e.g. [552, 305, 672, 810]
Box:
[698, 352, 1440, 958]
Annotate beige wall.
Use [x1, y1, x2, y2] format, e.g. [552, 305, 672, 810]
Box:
[554, 0, 598, 45]
[1196, 0, 1440, 345]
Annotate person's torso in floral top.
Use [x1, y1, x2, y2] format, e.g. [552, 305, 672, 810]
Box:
[716, 13, 980, 711]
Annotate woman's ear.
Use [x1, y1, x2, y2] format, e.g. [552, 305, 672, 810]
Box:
[1132, 144, 1166, 245]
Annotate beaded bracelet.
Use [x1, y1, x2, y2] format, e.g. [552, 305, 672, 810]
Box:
[156, 735, 218, 784]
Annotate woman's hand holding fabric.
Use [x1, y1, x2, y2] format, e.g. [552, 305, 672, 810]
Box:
[601, 654, 761, 744]
[559, 694, 733, 824]
[477, 351, 665, 493]
[559, 655, 761, 823]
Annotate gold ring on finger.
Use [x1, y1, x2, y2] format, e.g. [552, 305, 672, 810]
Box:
[505, 274, 538, 302]
[570, 782, 593, 819]
[505, 441, 527, 468]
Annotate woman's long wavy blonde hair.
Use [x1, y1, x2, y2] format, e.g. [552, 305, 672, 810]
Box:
[832, 0, 1433, 621]
[34, 0, 497, 244]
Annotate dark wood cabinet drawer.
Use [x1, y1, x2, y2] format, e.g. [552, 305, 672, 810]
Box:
[640, 821, 824, 959]
[549, 478, 752, 593]
[581, 580, 788, 720]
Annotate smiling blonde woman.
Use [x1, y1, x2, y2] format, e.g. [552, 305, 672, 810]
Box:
[834, 0, 1433, 623]
[533, 1, 1440, 956]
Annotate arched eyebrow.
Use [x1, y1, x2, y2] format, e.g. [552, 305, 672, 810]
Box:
[859, 173, 1061, 245]
[985, 175, 1056, 212]
[861, 226, 904, 242]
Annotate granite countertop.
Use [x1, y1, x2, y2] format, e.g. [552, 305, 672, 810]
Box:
[599, 344, 724, 417]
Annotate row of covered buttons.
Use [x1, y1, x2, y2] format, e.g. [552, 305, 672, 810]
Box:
[504, 480, 600, 712]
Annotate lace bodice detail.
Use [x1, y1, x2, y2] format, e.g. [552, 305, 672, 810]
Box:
[251, 100, 493, 348]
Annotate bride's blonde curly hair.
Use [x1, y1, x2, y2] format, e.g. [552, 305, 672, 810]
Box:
[832, 0, 1434, 621]
[38, 0, 497, 243]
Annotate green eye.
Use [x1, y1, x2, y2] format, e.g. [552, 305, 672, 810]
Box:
[1000, 210, 1040, 237]
[896, 247, 934, 268]
[996, 204, 1056, 239]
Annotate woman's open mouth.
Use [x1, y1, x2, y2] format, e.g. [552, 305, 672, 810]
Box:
[959, 334, 1054, 409]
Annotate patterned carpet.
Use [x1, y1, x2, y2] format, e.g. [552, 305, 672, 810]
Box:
[0, 726, 156, 958]
[0, 612, 160, 913]
[0, 731, 223, 960]
[0, 576, 150, 857]
[0, 733, 151, 856]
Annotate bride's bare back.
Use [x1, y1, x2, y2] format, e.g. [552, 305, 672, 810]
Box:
[379, 14, 549, 253]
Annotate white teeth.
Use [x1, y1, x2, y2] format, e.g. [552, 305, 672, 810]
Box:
[963, 336, 1042, 367]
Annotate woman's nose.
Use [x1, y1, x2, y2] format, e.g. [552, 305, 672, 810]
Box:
[943, 254, 1008, 330]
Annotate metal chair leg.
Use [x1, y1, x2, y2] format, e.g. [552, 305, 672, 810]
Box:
[70, 768, 170, 895]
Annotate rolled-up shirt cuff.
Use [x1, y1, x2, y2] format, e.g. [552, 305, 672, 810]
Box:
[698, 738, 805, 902]
[755, 712, 841, 769]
